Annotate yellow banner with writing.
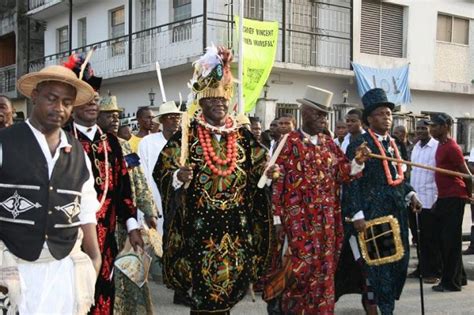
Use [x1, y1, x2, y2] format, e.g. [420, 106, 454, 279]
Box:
[235, 17, 278, 113]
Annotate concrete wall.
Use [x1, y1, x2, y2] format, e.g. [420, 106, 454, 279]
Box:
[353, 0, 474, 94]
[43, 0, 127, 56]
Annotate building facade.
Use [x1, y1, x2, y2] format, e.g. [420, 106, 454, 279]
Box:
[1, 0, 43, 118]
[27, 0, 474, 150]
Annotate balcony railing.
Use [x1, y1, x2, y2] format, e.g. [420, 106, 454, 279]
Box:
[0, 64, 16, 94]
[29, 16, 205, 78]
[29, 2, 352, 77]
[29, 0, 61, 11]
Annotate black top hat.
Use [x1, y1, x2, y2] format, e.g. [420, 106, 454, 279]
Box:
[361, 88, 395, 124]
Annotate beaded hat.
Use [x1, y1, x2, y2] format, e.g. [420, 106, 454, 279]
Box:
[190, 44, 234, 102]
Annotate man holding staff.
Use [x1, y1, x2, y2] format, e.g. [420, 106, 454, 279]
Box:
[340, 88, 422, 314]
[154, 45, 273, 314]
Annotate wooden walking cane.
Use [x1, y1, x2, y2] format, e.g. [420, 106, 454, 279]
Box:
[179, 111, 191, 189]
[368, 153, 473, 179]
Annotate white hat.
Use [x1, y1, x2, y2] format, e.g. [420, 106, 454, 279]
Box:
[17, 65, 95, 106]
[152, 101, 182, 122]
[296, 85, 334, 113]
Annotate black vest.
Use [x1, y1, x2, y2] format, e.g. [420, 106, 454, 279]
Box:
[0, 123, 89, 261]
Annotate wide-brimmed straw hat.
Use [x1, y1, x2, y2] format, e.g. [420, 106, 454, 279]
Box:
[297, 85, 334, 113]
[99, 94, 123, 112]
[17, 65, 95, 106]
[152, 101, 182, 122]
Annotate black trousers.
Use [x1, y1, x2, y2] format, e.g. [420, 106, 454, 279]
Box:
[433, 197, 467, 290]
[418, 208, 442, 278]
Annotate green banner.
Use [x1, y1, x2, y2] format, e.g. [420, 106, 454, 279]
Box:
[235, 17, 278, 113]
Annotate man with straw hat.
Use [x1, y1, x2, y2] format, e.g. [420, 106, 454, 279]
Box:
[337, 88, 422, 314]
[138, 100, 182, 236]
[97, 93, 156, 314]
[139, 100, 190, 306]
[0, 65, 101, 314]
[154, 45, 273, 314]
[63, 54, 144, 314]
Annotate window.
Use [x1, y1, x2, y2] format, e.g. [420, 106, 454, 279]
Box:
[173, 0, 191, 21]
[78, 18, 87, 47]
[437, 14, 469, 45]
[139, 0, 156, 30]
[110, 6, 125, 56]
[172, 0, 191, 42]
[57, 26, 69, 53]
[244, 0, 263, 20]
[360, 0, 404, 58]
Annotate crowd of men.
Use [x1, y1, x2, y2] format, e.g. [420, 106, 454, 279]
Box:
[0, 44, 473, 315]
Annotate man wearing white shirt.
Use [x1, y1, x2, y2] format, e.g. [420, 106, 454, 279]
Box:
[0, 65, 101, 314]
[138, 101, 182, 236]
[341, 108, 365, 154]
[409, 119, 441, 283]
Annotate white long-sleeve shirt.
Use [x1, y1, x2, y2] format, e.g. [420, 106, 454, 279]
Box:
[138, 132, 168, 235]
[410, 138, 439, 209]
[16, 121, 100, 314]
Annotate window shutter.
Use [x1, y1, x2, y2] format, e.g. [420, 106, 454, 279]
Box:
[381, 3, 403, 57]
[360, 0, 380, 55]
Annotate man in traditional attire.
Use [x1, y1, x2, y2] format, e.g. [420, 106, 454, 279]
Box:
[97, 94, 157, 314]
[154, 45, 273, 314]
[337, 88, 421, 315]
[63, 54, 143, 314]
[270, 85, 367, 314]
[0, 65, 101, 314]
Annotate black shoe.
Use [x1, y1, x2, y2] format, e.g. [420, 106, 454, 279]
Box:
[432, 284, 461, 292]
[173, 290, 193, 307]
[407, 270, 420, 278]
[462, 247, 474, 255]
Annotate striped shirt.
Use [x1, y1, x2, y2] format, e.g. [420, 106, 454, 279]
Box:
[410, 138, 439, 209]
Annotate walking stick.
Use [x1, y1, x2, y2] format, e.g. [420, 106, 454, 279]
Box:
[369, 153, 472, 179]
[415, 212, 425, 315]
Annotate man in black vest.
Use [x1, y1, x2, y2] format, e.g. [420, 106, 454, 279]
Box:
[0, 65, 101, 314]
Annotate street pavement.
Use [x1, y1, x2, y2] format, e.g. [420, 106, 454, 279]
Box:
[150, 206, 474, 314]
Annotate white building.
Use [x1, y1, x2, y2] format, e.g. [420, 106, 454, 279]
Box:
[27, 0, 474, 150]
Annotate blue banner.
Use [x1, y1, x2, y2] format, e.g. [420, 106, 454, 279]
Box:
[352, 63, 412, 105]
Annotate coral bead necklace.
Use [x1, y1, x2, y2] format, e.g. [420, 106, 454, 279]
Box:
[197, 115, 238, 176]
[368, 128, 404, 186]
